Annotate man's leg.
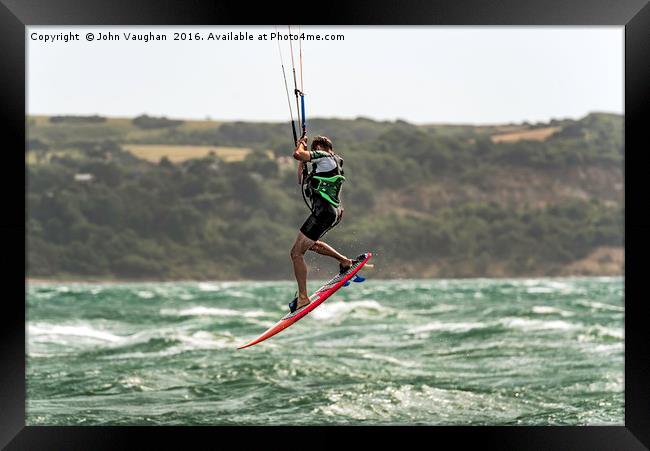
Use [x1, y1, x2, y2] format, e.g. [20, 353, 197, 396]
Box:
[307, 205, 352, 268]
[309, 241, 352, 268]
[290, 232, 316, 308]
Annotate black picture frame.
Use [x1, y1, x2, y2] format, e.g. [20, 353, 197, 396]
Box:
[4, 0, 649, 448]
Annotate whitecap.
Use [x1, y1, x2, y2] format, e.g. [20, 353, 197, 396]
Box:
[408, 304, 457, 315]
[26, 351, 69, 358]
[132, 331, 236, 358]
[407, 321, 486, 335]
[317, 384, 507, 422]
[244, 318, 276, 329]
[197, 282, 233, 292]
[226, 290, 255, 299]
[526, 287, 555, 294]
[523, 279, 578, 294]
[587, 324, 624, 340]
[575, 300, 624, 312]
[160, 306, 267, 318]
[357, 351, 418, 368]
[119, 375, 151, 390]
[500, 317, 580, 332]
[318, 401, 374, 420]
[545, 281, 572, 290]
[310, 300, 389, 321]
[28, 322, 124, 343]
[531, 306, 575, 317]
[177, 330, 234, 348]
[584, 342, 624, 353]
[32, 291, 56, 300]
[317, 392, 378, 420]
[102, 330, 238, 359]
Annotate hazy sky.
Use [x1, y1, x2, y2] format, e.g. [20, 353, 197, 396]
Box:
[27, 26, 623, 125]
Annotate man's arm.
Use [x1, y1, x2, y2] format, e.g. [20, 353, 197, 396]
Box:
[293, 137, 310, 183]
[293, 137, 311, 162]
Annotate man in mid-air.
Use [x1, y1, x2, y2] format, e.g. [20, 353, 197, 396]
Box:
[288, 135, 358, 313]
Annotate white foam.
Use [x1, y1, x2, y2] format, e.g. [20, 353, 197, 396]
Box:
[408, 321, 486, 335]
[317, 384, 502, 421]
[317, 391, 377, 420]
[586, 343, 624, 354]
[28, 323, 124, 343]
[408, 304, 457, 316]
[358, 351, 418, 368]
[118, 375, 153, 391]
[95, 329, 235, 360]
[110, 331, 236, 359]
[523, 280, 579, 294]
[546, 281, 572, 290]
[31, 291, 56, 300]
[531, 306, 575, 317]
[500, 317, 580, 332]
[176, 330, 234, 348]
[160, 306, 267, 318]
[197, 282, 234, 292]
[226, 290, 256, 299]
[588, 324, 624, 340]
[428, 304, 458, 313]
[310, 300, 388, 321]
[575, 300, 624, 312]
[27, 351, 63, 358]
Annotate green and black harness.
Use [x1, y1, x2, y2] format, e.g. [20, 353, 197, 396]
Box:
[301, 150, 345, 213]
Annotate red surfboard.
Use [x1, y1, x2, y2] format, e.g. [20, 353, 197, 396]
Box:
[238, 252, 372, 349]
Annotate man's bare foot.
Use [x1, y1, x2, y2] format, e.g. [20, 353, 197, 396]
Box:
[339, 257, 354, 273]
[296, 294, 311, 309]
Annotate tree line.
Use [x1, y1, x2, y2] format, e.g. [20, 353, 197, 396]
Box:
[26, 113, 623, 279]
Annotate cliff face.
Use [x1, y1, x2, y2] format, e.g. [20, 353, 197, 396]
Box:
[367, 164, 623, 278]
[378, 165, 623, 213]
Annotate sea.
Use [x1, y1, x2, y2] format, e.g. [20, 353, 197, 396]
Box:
[26, 277, 624, 425]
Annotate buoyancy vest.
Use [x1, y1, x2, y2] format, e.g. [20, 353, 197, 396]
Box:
[306, 150, 345, 207]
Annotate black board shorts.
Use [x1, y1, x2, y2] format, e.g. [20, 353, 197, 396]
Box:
[300, 195, 341, 241]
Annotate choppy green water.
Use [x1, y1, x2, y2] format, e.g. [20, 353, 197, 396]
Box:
[27, 277, 624, 425]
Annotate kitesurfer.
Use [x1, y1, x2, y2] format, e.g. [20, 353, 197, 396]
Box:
[289, 135, 356, 312]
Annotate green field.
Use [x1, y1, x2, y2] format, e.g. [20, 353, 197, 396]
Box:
[122, 144, 269, 163]
[27, 115, 227, 146]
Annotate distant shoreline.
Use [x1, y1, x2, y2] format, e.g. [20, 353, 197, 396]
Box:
[25, 247, 624, 284]
[26, 273, 624, 285]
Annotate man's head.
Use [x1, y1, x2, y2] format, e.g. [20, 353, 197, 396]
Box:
[311, 136, 333, 152]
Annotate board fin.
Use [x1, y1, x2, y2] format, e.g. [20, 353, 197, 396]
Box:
[352, 275, 365, 283]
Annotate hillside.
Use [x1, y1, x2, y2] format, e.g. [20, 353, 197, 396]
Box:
[26, 113, 623, 280]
